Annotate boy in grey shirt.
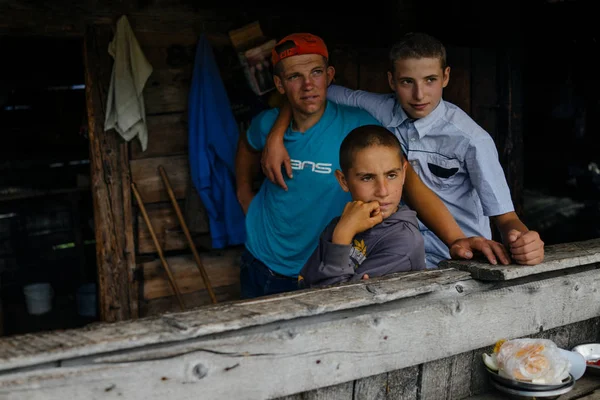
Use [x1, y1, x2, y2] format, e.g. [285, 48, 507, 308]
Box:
[299, 125, 425, 288]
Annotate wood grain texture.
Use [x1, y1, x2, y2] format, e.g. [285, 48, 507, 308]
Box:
[130, 113, 188, 160]
[1, 267, 600, 399]
[136, 201, 209, 254]
[440, 238, 600, 280]
[0, 268, 470, 370]
[130, 155, 189, 204]
[84, 24, 136, 321]
[142, 249, 241, 300]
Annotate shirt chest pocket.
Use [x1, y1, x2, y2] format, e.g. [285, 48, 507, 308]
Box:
[423, 154, 465, 189]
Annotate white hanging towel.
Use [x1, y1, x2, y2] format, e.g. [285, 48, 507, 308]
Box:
[104, 15, 153, 151]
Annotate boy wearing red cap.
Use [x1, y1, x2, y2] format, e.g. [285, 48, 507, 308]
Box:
[261, 32, 545, 269]
[235, 33, 509, 298]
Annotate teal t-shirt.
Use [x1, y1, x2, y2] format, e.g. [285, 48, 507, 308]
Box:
[245, 101, 381, 277]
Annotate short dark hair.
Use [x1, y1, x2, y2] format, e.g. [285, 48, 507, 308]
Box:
[388, 32, 447, 73]
[339, 125, 404, 173]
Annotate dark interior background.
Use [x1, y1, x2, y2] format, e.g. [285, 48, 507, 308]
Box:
[0, 0, 598, 334]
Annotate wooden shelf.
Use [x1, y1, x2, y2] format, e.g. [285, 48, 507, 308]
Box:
[0, 186, 89, 203]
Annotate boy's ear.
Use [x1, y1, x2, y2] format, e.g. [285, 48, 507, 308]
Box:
[442, 66, 450, 88]
[401, 159, 408, 181]
[334, 169, 349, 192]
[387, 71, 395, 92]
[326, 66, 336, 86]
[274, 75, 285, 94]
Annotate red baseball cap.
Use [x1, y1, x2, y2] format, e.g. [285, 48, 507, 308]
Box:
[271, 33, 329, 66]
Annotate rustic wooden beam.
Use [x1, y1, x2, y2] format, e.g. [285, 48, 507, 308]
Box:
[440, 237, 600, 280]
[83, 24, 137, 321]
[0, 266, 600, 399]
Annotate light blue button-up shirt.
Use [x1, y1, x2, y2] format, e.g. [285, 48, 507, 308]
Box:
[327, 85, 514, 267]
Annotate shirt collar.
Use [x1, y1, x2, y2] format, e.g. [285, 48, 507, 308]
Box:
[391, 99, 446, 139]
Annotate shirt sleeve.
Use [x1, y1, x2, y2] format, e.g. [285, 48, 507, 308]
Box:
[465, 134, 515, 216]
[299, 219, 356, 288]
[245, 108, 279, 151]
[327, 84, 397, 126]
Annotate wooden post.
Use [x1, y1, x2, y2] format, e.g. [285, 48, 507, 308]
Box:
[83, 25, 138, 322]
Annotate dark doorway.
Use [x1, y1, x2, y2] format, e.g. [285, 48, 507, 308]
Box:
[0, 36, 98, 336]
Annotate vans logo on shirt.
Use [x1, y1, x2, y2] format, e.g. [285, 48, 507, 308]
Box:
[290, 159, 333, 174]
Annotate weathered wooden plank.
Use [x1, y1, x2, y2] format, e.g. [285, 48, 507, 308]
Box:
[353, 373, 388, 400]
[440, 238, 600, 280]
[444, 46, 471, 114]
[130, 113, 188, 160]
[135, 31, 197, 70]
[130, 155, 189, 204]
[568, 317, 600, 350]
[302, 382, 354, 400]
[141, 283, 240, 317]
[2, 269, 600, 399]
[469, 345, 495, 396]
[0, 269, 470, 370]
[142, 249, 241, 300]
[420, 356, 451, 400]
[136, 201, 209, 254]
[387, 366, 419, 400]
[0, 6, 233, 36]
[143, 66, 192, 115]
[84, 24, 136, 321]
[449, 352, 474, 399]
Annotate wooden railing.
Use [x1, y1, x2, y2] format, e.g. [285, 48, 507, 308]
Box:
[1, 238, 599, 400]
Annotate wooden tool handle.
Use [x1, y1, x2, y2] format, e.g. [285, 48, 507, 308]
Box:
[158, 165, 218, 304]
[131, 182, 186, 311]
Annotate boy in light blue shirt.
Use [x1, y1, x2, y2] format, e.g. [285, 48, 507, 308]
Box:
[262, 32, 544, 268]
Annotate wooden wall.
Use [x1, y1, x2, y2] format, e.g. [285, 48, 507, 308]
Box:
[129, 31, 246, 314]
[0, 0, 524, 320]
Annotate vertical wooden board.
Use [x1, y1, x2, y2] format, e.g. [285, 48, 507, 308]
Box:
[184, 182, 210, 234]
[330, 46, 359, 90]
[302, 381, 354, 400]
[130, 155, 189, 204]
[387, 365, 419, 400]
[536, 325, 570, 349]
[470, 48, 497, 139]
[449, 351, 473, 399]
[470, 345, 495, 396]
[136, 202, 209, 254]
[130, 113, 188, 160]
[420, 356, 451, 400]
[354, 372, 388, 400]
[445, 46, 471, 114]
[84, 24, 134, 322]
[568, 317, 600, 349]
[358, 48, 390, 94]
[134, 31, 197, 70]
[275, 395, 303, 400]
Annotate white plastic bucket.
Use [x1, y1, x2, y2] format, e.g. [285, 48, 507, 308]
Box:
[23, 283, 54, 315]
[76, 283, 97, 318]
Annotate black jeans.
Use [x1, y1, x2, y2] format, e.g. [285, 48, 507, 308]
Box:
[239, 248, 300, 299]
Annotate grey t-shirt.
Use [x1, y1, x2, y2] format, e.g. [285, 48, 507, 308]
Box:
[299, 205, 426, 288]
